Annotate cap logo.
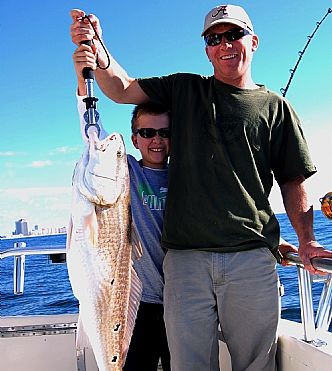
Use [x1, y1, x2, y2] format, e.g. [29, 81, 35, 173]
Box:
[212, 6, 228, 18]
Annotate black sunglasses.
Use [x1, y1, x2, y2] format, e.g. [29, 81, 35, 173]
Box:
[204, 28, 252, 47]
[134, 128, 171, 139]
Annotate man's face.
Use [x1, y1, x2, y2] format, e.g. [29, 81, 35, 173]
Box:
[131, 113, 170, 169]
[204, 23, 258, 87]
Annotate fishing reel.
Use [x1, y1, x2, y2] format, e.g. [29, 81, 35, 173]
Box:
[319, 192, 332, 220]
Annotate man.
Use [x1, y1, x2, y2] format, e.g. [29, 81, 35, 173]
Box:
[70, 4, 332, 370]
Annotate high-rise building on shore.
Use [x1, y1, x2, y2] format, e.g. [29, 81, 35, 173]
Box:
[15, 219, 29, 236]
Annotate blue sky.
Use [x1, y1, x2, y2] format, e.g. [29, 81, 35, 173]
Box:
[1, 0, 331, 235]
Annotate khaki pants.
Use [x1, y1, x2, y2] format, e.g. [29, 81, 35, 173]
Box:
[163, 248, 279, 371]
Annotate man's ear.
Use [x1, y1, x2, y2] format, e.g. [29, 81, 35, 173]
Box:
[205, 46, 211, 62]
[252, 34, 259, 52]
[131, 134, 139, 149]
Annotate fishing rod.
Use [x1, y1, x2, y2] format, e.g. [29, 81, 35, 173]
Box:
[280, 7, 331, 97]
[278, 8, 332, 220]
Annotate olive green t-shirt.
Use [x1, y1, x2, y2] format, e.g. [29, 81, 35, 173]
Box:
[138, 74, 316, 252]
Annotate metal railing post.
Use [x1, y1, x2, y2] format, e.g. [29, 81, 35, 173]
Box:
[315, 274, 332, 331]
[297, 266, 316, 342]
[13, 242, 26, 295]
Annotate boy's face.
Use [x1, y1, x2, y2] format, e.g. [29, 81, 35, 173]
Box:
[131, 112, 170, 169]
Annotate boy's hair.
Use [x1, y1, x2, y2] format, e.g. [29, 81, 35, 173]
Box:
[131, 102, 171, 133]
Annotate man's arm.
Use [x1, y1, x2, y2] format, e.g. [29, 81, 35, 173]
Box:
[70, 9, 149, 104]
[280, 177, 332, 274]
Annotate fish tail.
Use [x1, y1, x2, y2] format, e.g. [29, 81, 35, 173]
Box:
[76, 314, 92, 349]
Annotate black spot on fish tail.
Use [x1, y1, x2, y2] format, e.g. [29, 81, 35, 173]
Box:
[111, 355, 118, 363]
[111, 278, 114, 285]
[113, 323, 121, 332]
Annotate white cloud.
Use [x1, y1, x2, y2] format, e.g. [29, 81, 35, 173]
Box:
[28, 160, 53, 168]
[50, 146, 82, 155]
[0, 151, 18, 156]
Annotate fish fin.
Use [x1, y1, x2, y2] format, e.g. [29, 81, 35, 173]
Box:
[131, 223, 143, 260]
[83, 208, 99, 247]
[122, 266, 142, 366]
[76, 314, 92, 349]
[66, 217, 73, 252]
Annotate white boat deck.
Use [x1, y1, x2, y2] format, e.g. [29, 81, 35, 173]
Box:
[1, 314, 332, 371]
[0, 314, 83, 371]
[277, 319, 332, 371]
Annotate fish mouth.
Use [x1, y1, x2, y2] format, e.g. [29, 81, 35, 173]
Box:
[89, 171, 116, 181]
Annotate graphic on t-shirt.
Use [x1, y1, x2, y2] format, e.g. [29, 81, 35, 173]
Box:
[140, 185, 167, 211]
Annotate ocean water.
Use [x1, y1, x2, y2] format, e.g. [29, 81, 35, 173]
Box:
[0, 211, 331, 332]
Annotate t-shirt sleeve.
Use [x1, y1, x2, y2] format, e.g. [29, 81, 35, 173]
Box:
[271, 100, 317, 185]
[137, 75, 177, 109]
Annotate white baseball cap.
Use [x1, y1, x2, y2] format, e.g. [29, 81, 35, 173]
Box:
[202, 4, 254, 36]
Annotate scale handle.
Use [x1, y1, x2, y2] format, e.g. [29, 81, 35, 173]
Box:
[81, 40, 95, 80]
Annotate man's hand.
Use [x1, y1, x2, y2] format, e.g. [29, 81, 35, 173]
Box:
[279, 238, 332, 275]
[70, 9, 102, 46]
[278, 239, 298, 267]
[298, 241, 332, 275]
[72, 44, 98, 94]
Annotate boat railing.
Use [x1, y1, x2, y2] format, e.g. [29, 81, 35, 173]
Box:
[0, 243, 331, 347]
[283, 252, 332, 346]
[0, 242, 66, 295]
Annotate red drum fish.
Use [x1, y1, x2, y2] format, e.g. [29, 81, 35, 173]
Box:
[66, 130, 142, 371]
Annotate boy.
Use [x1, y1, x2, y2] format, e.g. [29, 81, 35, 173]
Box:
[73, 48, 171, 371]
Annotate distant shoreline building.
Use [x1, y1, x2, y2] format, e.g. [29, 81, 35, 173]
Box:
[10, 219, 67, 238]
[15, 219, 29, 236]
[0, 219, 67, 239]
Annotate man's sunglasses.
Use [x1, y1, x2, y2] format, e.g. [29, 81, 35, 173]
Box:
[134, 128, 171, 139]
[204, 28, 252, 47]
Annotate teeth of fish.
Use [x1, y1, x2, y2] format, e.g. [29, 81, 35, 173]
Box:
[66, 132, 142, 371]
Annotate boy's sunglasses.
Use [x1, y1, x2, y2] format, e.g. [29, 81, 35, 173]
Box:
[204, 28, 252, 47]
[134, 128, 171, 139]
